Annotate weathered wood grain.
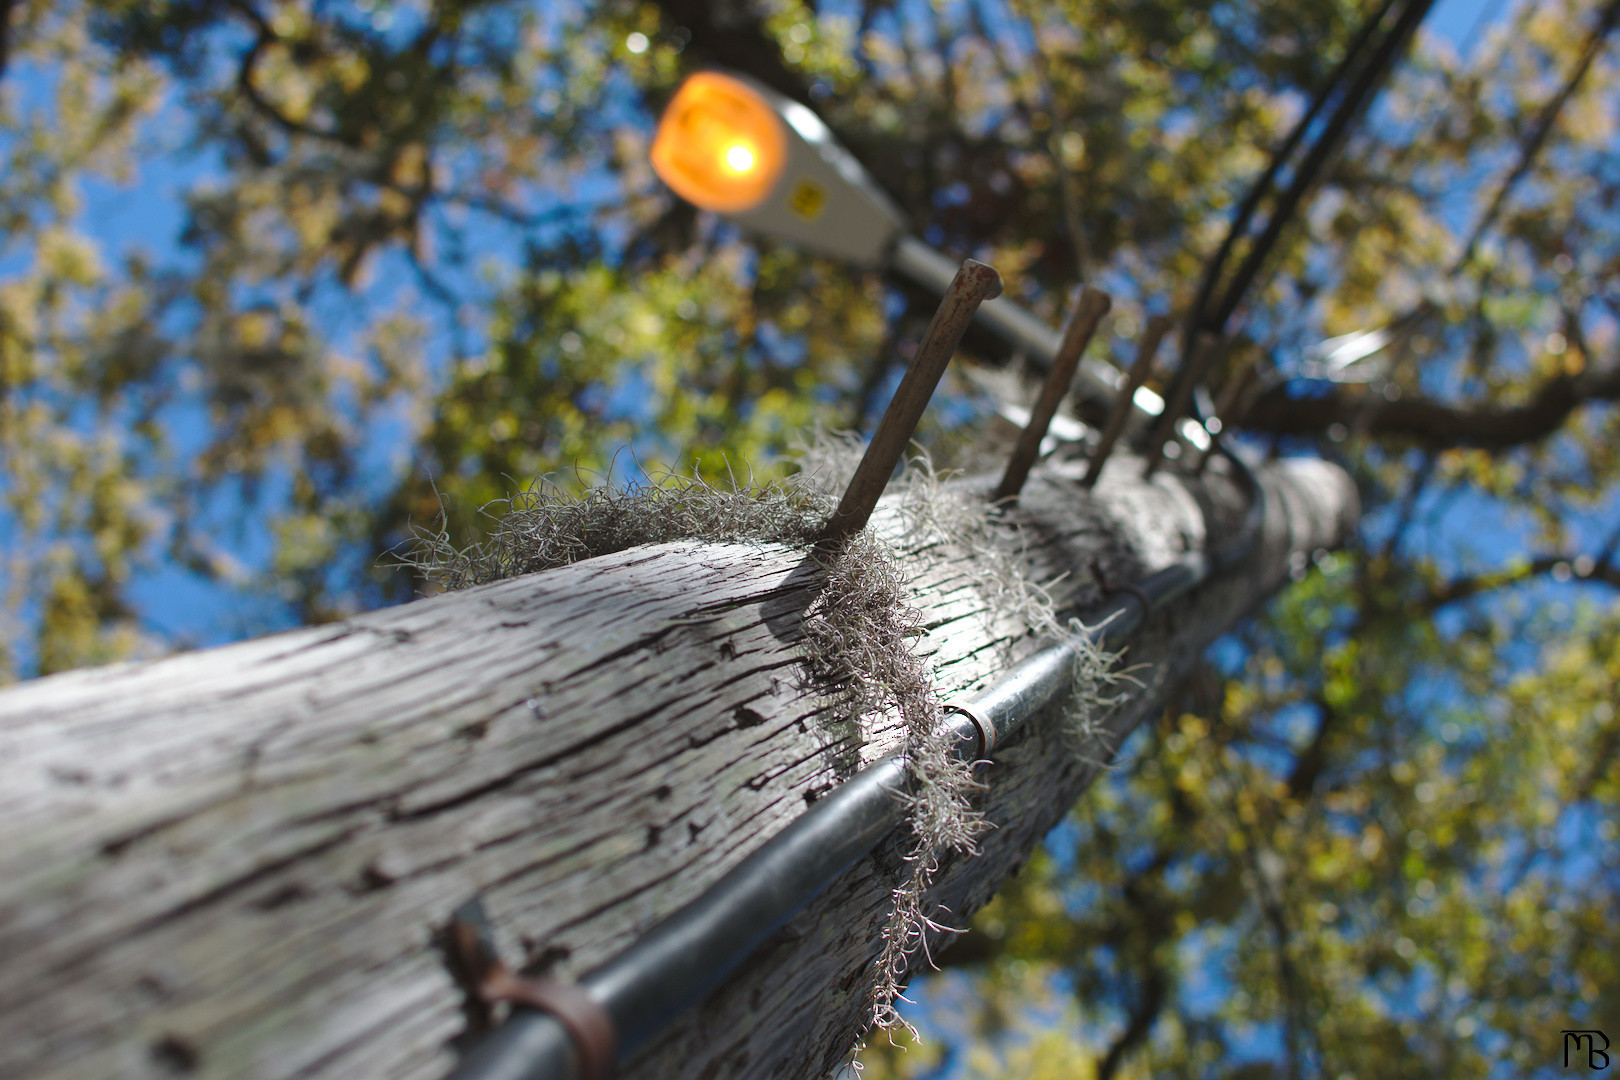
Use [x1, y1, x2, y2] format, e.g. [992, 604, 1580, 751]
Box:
[0, 454, 1356, 1080]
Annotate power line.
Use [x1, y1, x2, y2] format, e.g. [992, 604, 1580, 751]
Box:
[1161, 0, 1437, 426]
[1207, 0, 1436, 334]
[1185, 0, 1403, 348]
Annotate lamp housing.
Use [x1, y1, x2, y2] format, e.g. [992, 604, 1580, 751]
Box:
[652, 70, 906, 266]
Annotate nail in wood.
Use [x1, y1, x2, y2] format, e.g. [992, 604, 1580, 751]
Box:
[993, 287, 1112, 502]
[819, 260, 1004, 546]
[1143, 331, 1221, 479]
[1081, 314, 1171, 489]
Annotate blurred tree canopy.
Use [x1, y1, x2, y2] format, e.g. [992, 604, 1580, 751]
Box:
[2, 0, 1617, 1077]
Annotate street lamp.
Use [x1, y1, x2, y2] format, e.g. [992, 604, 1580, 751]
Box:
[650, 69, 1168, 423]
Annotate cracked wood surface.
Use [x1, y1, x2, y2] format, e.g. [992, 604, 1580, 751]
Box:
[0, 454, 1356, 1080]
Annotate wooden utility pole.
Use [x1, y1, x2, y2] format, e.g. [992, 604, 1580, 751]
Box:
[0, 453, 1355, 1080]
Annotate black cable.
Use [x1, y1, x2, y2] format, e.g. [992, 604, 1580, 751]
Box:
[1207, 0, 1434, 335]
[1185, 0, 1403, 349]
[1160, 0, 1435, 425]
[444, 451, 1268, 1080]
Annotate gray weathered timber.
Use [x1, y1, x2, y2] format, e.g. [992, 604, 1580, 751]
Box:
[0, 454, 1356, 1080]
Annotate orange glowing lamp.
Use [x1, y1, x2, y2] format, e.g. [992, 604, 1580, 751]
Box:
[651, 73, 788, 214]
[650, 70, 905, 266]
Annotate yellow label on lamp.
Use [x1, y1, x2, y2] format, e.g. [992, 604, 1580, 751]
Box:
[786, 178, 826, 221]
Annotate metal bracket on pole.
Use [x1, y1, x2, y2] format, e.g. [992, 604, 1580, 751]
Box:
[1143, 332, 1221, 478]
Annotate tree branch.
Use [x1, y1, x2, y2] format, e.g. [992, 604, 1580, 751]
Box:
[1095, 963, 1168, 1080]
[1253, 848, 1306, 1080]
[0, 0, 15, 84]
[646, 0, 815, 104]
[1287, 695, 1340, 798]
[232, 21, 345, 143]
[1452, 0, 1620, 271]
[1242, 359, 1620, 449]
[1417, 552, 1620, 613]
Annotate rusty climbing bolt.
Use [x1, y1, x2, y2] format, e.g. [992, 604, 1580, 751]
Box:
[993, 286, 1112, 503]
[1082, 314, 1172, 489]
[818, 259, 1004, 547]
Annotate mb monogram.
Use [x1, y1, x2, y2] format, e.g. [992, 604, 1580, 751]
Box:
[1564, 1030, 1612, 1070]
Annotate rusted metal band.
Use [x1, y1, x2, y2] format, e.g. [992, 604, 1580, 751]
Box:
[445, 902, 618, 1080]
[480, 968, 618, 1080]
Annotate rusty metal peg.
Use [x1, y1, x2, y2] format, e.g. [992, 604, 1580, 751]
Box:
[1081, 314, 1172, 489]
[993, 287, 1112, 503]
[818, 259, 1004, 547]
[1143, 331, 1221, 479]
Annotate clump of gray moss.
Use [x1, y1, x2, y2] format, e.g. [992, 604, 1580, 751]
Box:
[399, 436, 1111, 1035]
[403, 468, 831, 586]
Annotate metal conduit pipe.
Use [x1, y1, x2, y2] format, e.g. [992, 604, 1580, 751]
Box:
[446, 445, 1264, 1080]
